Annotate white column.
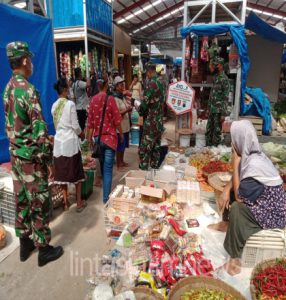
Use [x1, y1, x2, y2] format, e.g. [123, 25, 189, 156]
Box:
[181, 1, 188, 81]
[83, 0, 89, 79]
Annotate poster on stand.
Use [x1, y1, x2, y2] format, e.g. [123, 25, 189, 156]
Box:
[166, 81, 195, 115]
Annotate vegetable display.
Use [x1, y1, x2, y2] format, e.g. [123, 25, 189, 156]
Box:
[252, 259, 286, 299]
[189, 154, 211, 170]
[181, 288, 237, 300]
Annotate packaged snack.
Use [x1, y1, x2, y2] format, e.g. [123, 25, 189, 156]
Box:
[127, 222, 140, 236]
[186, 218, 200, 228]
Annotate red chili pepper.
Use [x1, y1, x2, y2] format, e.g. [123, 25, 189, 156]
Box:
[167, 217, 186, 236]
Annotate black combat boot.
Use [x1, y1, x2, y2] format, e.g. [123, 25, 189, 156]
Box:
[38, 245, 64, 267]
[20, 237, 36, 262]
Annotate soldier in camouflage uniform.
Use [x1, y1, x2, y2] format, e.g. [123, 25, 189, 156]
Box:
[3, 41, 63, 266]
[206, 57, 230, 146]
[138, 63, 164, 170]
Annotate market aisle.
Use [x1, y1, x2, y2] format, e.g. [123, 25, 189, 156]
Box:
[0, 143, 141, 300]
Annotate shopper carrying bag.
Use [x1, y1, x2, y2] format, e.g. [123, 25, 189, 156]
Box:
[92, 93, 109, 159]
[87, 74, 123, 203]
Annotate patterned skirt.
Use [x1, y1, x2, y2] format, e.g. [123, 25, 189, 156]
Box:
[53, 151, 85, 184]
[242, 184, 286, 229]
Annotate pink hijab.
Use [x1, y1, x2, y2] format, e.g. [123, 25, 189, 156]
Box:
[230, 120, 282, 186]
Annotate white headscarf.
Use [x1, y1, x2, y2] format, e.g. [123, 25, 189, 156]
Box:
[230, 120, 282, 186]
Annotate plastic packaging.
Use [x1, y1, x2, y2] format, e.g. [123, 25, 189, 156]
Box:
[92, 283, 113, 300]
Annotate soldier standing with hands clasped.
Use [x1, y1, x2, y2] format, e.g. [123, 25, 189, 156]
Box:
[3, 41, 63, 266]
[137, 62, 164, 170]
[206, 57, 230, 146]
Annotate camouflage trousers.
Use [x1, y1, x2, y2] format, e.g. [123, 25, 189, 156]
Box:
[139, 132, 161, 170]
[206, 113, 222, 147]
[11, 156, 51, 247]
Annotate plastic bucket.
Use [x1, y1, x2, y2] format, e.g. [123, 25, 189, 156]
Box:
[195, 133, 206, 148]
[179, 134, 191, 147]
[131, 109, 139, 125]
[130, 126, 140, 145]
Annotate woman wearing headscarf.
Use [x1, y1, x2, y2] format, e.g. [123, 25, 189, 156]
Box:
[52, 78, 87, 212]
[210, 120, 286, 275]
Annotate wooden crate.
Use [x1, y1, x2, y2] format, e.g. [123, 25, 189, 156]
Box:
[239, 115, 263, 135]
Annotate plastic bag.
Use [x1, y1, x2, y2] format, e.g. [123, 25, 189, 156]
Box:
[92, 283, 113, 300]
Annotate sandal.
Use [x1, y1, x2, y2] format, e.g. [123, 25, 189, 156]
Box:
[76, 201, 87, 213]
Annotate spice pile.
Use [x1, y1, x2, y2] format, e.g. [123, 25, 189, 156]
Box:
[202, 160, 232, 175]
[252, 259, 286, 300]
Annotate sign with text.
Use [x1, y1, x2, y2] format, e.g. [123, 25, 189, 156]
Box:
[166, 81, 195, 115]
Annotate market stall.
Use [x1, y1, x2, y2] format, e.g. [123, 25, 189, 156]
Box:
[45, 0, 113, 79]
[86, 142, 286, 300]
[179, 1, 286, 140]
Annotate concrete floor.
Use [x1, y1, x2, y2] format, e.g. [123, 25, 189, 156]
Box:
[0, 145, 141, 300]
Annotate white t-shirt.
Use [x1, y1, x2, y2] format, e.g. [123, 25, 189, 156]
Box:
[72, 80, 89, 110]
[51, 99, 82, 158]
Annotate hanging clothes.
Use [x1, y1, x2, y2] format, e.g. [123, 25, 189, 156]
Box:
[200, 36, 209, 62]
[191, 34, 199, 75]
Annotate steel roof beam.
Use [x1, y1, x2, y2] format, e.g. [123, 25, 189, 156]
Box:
[131, 0, 184, 32]
[113, 0, 151, 20]
[247, 2, 286, 18]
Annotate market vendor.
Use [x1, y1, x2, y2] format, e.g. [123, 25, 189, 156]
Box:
[209, 120, 286, 275]
[137, 62, 165, 170]
[206, 57, 230, 146]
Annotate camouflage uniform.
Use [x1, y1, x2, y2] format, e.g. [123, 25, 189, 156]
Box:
[3, 42, 53, 247]
[206, 59, 230, 146]
[138, 74, 164, 170]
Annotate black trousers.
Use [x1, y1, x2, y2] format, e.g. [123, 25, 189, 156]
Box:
[76, 109, 87, 131]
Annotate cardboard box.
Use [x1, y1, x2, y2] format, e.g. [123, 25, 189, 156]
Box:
[140, 185, 166, 202]
[124, 170, 147, 188]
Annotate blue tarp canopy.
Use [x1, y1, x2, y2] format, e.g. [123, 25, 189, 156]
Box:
[180, 20, 272, 135]
[0, 4, 57, 163]
[246, 11, 286, 44]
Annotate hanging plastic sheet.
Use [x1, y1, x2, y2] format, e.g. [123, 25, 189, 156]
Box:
[245, 11, 286, 44]
[181, 24, 250, 115]
[244, 87, 272, 135]
[0, 4, 57, 163]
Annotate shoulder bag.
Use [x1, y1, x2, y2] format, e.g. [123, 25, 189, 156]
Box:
[92, 93, 109, 159]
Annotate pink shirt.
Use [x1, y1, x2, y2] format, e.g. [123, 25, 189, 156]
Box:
[88, 92, 122, 151]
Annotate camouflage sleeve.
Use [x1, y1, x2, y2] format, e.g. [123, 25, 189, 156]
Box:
[27, 86, 53, 165]
[220, 77, 230, 116]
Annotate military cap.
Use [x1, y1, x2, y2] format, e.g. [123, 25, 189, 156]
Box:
[112, 68, 119, 75]
[6, 41, 34, 59]
[145, 61, 156, 70]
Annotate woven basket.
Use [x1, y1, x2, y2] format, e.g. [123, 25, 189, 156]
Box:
[208, 172, 232, 192]
[0, 224, 6, 249]
[250, 258, 286, 300]
[168, 276, 246, 300]
[132, 286, 164, 300]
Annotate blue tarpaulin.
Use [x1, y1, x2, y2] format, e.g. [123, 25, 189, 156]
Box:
[180, 22, 272, 135]
[246, 11, 286, 44]
[0, 4, 57, 163]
